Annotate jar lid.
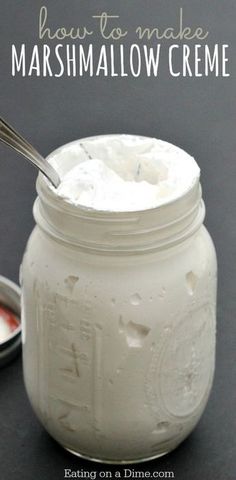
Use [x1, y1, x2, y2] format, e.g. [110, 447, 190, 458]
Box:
[0, 276, 21, 367]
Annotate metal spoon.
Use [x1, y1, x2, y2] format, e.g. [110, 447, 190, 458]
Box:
[0, 117, 60, 188]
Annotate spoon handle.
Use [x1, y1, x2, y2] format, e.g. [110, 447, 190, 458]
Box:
[0, 117, 60, 188]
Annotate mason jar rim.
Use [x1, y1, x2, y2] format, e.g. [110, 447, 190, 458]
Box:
[38, 133, 200, 216]
[34, 135, 204, 253]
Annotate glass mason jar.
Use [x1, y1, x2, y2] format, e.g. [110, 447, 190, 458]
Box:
[21, 136, 217, 464]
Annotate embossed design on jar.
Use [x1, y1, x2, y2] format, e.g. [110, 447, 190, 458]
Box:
[32, 280, 99, 435]
[145, 304, 215, 421]
[58, 411, 76, 432]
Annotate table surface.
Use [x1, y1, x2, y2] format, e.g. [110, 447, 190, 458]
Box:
[0, 1, 236, 479]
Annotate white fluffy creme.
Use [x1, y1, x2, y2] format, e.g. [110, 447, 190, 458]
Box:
[49, 135, 200, 212]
